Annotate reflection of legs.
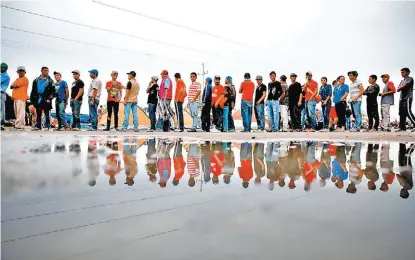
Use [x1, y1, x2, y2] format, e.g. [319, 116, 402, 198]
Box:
[131, 103, 138, 129]
[280, 105, 289, 131]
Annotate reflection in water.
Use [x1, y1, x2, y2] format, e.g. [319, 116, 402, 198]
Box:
[2, 138, 414, 199]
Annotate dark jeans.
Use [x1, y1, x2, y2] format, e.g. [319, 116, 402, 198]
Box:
[212, 106, 223, 131]
[148, 103, 157, 130]
[175, 101, 184, 130]
[228, 106, 235, 131]
[201, 103, 211, 131]
[322, 100, 331, 128]
[399, 98, 415, 130]
[55, 99, 66, 128]
[289, 105, 302, 130]
[335, 101, 346, 128]
[35, 105, 50, 129]
[70, 99, 82, 129]
[106, 101, 119, 129]
[367, 101, 379, 130]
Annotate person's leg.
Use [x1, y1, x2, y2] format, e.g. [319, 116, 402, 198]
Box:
[177, 101, 184, 130]
[399, 99, 406, 130]
[17, 100, 26, 128]
[89, 98, 98, 130]
[301, 107, 306, 129]
[131, 103, 138, 129]
[59, 100, 66, 128]
[44, 108, 51, 129]
[217, 107, 223, 131]
[307, 100, 316, 129]
[274, 100, 280, 131]
[107, 101, 113, 129]
[266, 100, 274, 131]
[75, 100, 82, 129]
[211, 105, 217, 128]
[228, 105, 234, 131]
[122, 103, 131, 130]
[35, 106, 42, 129]
[367, 103, 373, 130]
[0, 93, 5, 126]
[241, 100, 248, 131]
[259, 103, 265, 131]
[70, 100, 75, 128]
[247, 102, 253, 132]
[373, 104, 379, 130]
[55, 100, 61, 128]
[407, 98, 415, 127]
[335, 103, 342, 128]
[280, 105, 289, 131]
[114, 102, 119, 129]
[149, 104, 155, 130]
[354, 101, 362, 129]
[254, 104, 260, 130]
[223, 105, 229, 132]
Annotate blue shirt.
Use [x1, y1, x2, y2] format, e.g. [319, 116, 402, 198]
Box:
[202, 84, 212, 103]
[55, 80, 68, 101]
[332, 159, 348, 180]
[37, 77, 48, 103]
[1, 72, 10, 93]
[164, 77, 171, 89]
[319, 84, 332, 100]
[333, 84, 349, 104]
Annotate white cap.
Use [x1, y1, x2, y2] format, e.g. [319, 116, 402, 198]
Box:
[17, 66, 26, 71]
[71, 70, 80, 75]
[111, 70, 118, 75]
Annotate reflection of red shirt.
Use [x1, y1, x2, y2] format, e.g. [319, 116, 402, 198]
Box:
[157, 158, 171, 181]
[211, 152, 224, 176]
[328, 144, 337, 156]
[104, 154, 121, 176]
[384, 172, 395, 185]
[239, 160, 253, 181]
[303, 161, 320, 183]
[173, 156, 186, 180]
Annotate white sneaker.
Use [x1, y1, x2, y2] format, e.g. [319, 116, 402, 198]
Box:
[211, 128, 220, 133]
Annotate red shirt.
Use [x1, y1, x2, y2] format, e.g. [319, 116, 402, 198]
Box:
[211, 84, 226, 107]
[305, 80, 318, 101]
[211, 151, 224, 176]
[173, 156, 186, 180]
[386, 82, 396, 92]
[241, 81, 255, 102]
[239, 160, 253, 181]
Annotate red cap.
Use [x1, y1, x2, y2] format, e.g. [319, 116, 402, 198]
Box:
[161, 70, 168, 75]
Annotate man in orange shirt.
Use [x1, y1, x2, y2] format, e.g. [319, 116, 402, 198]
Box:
[239, 73, 255, 132]
[173, 140, 186, 186]
[211, 75, 226, 132]
[304, 71, 318, 131]
[11, 66, 29, 130]
[238, 142, 253, 188]
[174, 73, 186, 132]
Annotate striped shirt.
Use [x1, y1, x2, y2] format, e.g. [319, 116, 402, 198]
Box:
[349, 80, 363, 101]
[187, 155, 200, 177]
[188, 81, 201, 102]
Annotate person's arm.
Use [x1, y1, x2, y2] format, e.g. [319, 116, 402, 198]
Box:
[215, 94, 224, 107]
[298, 88, 303, 106]
[74, 81, 84, 100]
[341, 92, 349, 102]
[398, 78, 411, 91]
[239, 83, 243, 94]
[106, 82, 112, 92]
[309, 82, 318, 100]
[65, 84, 69, 104]
[124, 81, 132, 104]
[90, 81, 98, 105]
[279, 86, 286, 102]
[118, 84, 124, 103]
[323, 85, 332, 104]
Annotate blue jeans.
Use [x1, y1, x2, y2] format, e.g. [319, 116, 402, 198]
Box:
[175, 101, 184, 130]
[189, 101, 199, 129]
[301, 108, 307, 129]
[307, 100, 317, 129]
[88, 97, 99, 130]
[55, 99, 66, 128]
[70, 99, 82, 129]
[123, 102, 138, 129]
[346, 117, 351, 130]
[241, 100, 253, 132]
[351, 101, 362, 129]
[255, 103, 265, 130]
[1, 92, 6, 125]
[148, 103, 156, 130]
[266, 100, 280, 131]
[223, 105, 229, 132]
[321, 100, 331, 128]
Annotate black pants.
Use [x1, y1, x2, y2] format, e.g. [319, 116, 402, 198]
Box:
[228, 106, 235, 130]
[289, 105, 301, 129]
[322, 100, 331, 128]
[174, 101, 184, 130]
[367, 101, 379, 130]
[335, 101, 346, 128]
[35, 106, 50, 129]
[212, 106, 223, 130]
[399, 98, 415, 130]
[106, 101, 120, 129]
[201, 103, 211, 131]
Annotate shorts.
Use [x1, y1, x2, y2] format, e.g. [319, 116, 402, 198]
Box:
[329, 106, 337, 119]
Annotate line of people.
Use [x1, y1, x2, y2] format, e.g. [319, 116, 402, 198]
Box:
[1, 63, 414, 132]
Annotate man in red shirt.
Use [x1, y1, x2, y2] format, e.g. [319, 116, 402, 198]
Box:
[238, 142, 253, 188]
[211, 75, 226, 132]
[239, 73, 255, 132]
[304, 71, 318, 131]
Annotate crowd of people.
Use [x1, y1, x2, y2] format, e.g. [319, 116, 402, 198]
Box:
[1, 62, 414, 132]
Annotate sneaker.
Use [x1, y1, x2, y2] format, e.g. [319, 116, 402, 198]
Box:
[13, 127, 24, 131]
[134, 129, 140, 132]
[187, 128, 196, 132]
[54, 127, 64, 131]
[211, 129, 221, 133]
[72, 127, 80, 131]
[349, 128, 360, 132]
[228, 129, 236, 132]
[103, 128, 110, 131]
[147, 129, 154, 132]
[31, 127, 40, 131]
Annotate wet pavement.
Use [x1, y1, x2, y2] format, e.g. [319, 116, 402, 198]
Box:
[1, 136, 414, 260]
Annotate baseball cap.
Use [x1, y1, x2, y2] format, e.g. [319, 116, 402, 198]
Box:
[53, 71, 61, 76]
[71, 70, 80, 75]
[88, 69, 99, 75]
[306, 71, 312, 76]
[1, 62, 8, 69]
[127, 71, 136, 77]
[151, 76, 159, 81]
[290, 73, 298, 77]
[111, 70, 118, 75]
[381, 74, 390, 78]
[255, 75, 263, 80]
[17, 66, 26, 72]
[214, 75, 221, 79]
[161, 70, 168, 75]
[244, 72, 251, 79]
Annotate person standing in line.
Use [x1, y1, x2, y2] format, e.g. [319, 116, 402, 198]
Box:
[224, 76, 236, 132]
[279, 75, 289, 132]
[10, 66, 29, 130]
[1, 62, 10, 130]
[87, 69, 102, 131]
[187, 72, 201, 132]
[364, 75, 380, 131]
[201, 77, 212, 132]
[222, 78, 231, 132]
[53, 71, 69, 131]
[348, 71, 364, 131]
[30, 67, 55, 131]
[146, 76, 159, 132]
[240, 73, 255, 132]
[254, 75, 267, 132]
[211, 75, 226, 132]
[345, 105, 352, 130]
[328, 80, 339, 130]
[121, 71, 139, 131]
[397, 68, 415, 131]
[379, 74, 395, 131]
[266, 71, 282, 132]
[303, 72, 318, 131]
[172, 139, 186, 186]
[157, 70, 174, 130]
[104, 71, 123, 131]
[288, 73, 302, 131]
[238, 142, 253, 188]
[319, 77, 332, 130]
[70, 70, 84, 131]
[173, 73, 186, 132]
[332, 76, 349, 131]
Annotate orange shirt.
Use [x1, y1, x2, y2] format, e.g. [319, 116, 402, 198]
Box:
[305, 80, 318, 101]
[241, 81, 255, 101]
[239, 160, 253, 181]
[104, 154, 121, 176]
[12, 76, 29, 101]
[173, 156, 186, 180]
[211, 84, 226, 107]
[174, 79, 187, 103]
[384, 172, 395, 185]
[211, 151, 224, 176]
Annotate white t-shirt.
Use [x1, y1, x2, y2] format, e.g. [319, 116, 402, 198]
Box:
[349, 80, 363, 101]
[88, 77, 102, 99]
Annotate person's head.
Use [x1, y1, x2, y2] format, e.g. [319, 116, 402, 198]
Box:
[158, 181, 166, 188]
[214, 75, 220, 85]
[242, 181, 249, 188]
[400, 67, 410, 78]
[151, 75, 159, 83]
[338, 76, 345, 85]
[368, 181, 376, 191]
[109, 175, 116, 186]
[212, 174, 219, 185]
[1, 62, 8, 73]
[17, 66, 26, 77]
[188, 176, 196, 187]
[127, 71, 136, 80]
[348, 71, 358, 81]
[381, 74, 390, 83]
[306, 71, 312, 81]
[88, 69, 98, 79]
[225, 76, 232, 85]
[321, 77, 327, 85]
[280, 75, 287, 83]
[190, 72, 197, 83]
[88, 180, 96, 186]
[368, 75, 377, 85]
[380, 182, 389, 192]
[331, 176, 337, 183]
[319, 178, 326, 187]
[400, 188, 409, 199]
[41, 66, 49, 77]
[304, 183, 311, 191]
[332, 80, 338, 86]
[335, 180, 344, 189]
[254, 176, 261, 185]
[244, 72, 251, 80]
[111, 70, 118, 81]
[268, 182, 274, 191]
[269, 71, 276, 82]
[174, 72, 181, 81]
[149, 174, 157, 182]
[53, 71, 62, 81]
[223, 175, 231, 184]
[288, 179, 296, 189]
[72, 70, 80, 80]
[255, 75, 263, 85]
[161, 70, 168, 79]
[172, 178, 180, 186]
[290, 73, 297, 83]
[346, 183, 357, 194]
[205, 77, 212, 86]
[278, 178, 286, 187]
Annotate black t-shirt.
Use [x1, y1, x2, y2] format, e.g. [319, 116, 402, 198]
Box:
[255, 84, 267, 104]
[400, 76, 414, 100]
[71, 79, 84, 100]
[288, 82, 302, 107]
[147, 83, 159, 104]
[267, 81, 282, 100]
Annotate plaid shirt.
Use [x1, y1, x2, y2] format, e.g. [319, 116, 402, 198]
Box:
[319, 84, 332, 100]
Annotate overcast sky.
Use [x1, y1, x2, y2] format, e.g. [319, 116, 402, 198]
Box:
[1, 0, 414, 116]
